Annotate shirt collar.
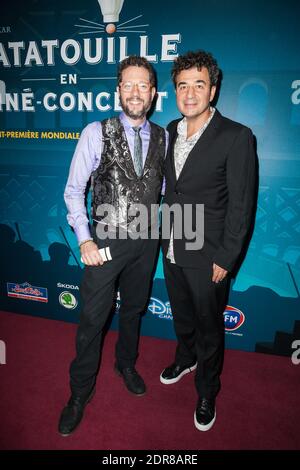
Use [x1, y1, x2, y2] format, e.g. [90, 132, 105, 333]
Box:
[177, 107, 215, 141]
[119, 111, 150, 133]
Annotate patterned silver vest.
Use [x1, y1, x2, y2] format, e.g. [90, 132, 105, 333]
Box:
[92, 117, 165, 230]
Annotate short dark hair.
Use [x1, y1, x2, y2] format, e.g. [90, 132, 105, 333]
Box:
[117, 55, 156, 88]
[172, 50, 219, 88]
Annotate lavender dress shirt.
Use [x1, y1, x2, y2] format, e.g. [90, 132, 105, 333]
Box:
[64, 112, 168, 244]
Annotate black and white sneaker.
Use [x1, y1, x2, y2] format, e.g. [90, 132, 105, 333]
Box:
[194, 398, 216, 431]
[160, 362, 197, 385]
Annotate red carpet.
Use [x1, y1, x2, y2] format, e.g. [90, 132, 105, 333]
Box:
[0, 310, 299, 450]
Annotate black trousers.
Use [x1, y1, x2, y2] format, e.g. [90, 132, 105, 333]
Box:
[163, 257, 229, 399]
[70, 233, 159, 397]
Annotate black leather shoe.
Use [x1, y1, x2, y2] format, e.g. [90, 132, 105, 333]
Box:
[160, 362, 197, 384]
[194, 397, 216, 431]
[58, 386, 95, 436]
[115, 364, 146, 396]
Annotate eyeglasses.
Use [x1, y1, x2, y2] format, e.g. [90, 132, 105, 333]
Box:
[120, 81, 151, 92]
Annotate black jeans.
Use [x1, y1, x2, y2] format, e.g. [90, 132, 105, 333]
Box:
[69, 234, 159, 398]
[163, 257, 229, 399]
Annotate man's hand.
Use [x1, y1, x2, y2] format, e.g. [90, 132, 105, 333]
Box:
[212, 263, 228, 283]
[80, 240, 104, 266]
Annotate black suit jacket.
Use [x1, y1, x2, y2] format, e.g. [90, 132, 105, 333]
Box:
[161, 109, 257, 272]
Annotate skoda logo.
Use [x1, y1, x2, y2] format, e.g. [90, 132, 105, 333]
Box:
[59, 291, 78, 310]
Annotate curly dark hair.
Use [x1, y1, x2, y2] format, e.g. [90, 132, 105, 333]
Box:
[117, 55, 156, 88]
[172, 50, 220, 88]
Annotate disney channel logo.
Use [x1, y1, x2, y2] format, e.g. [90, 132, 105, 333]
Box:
[114, 295, 172, 320]
[147, 297, 173, 320]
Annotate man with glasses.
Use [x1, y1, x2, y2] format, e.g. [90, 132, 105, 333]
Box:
[160, 50, 256, 431]
[59, 55, 167, 436]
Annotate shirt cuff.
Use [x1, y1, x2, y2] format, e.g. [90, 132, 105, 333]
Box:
[75, 224, 92, 246]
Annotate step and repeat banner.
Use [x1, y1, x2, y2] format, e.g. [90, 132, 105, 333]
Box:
[1, 0, 299, 354]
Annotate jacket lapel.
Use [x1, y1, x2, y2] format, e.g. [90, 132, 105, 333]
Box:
[165, 123, 178, 183]
[175, 109, 223, 184]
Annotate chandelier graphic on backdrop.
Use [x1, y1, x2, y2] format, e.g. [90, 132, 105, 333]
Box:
[75, 0, 149, 35]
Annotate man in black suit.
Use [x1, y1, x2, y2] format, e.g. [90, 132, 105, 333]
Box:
[160, 50, 256, 431]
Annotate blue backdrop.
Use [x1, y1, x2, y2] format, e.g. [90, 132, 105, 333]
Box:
[1, 0, 300, 354]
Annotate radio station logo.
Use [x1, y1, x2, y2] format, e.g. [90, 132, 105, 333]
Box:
[59, 291, 78, 310]
[7, 282, 48, 303]
[223, 305, 245, 331]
